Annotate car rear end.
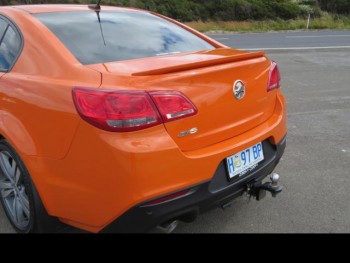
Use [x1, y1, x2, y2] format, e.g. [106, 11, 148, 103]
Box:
[19, 6, 286, 232]
[92, 52, 287, 233]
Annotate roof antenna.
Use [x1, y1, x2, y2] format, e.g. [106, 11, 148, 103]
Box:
[88, 0, 101, 10]
[88, 1, 106, 46]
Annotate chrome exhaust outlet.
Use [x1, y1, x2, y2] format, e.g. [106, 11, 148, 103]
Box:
[155, 220, 179, 234]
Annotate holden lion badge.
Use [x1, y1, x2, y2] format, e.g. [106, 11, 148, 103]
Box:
[233, 80, 246, 100]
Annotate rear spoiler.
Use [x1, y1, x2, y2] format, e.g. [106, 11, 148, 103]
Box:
[132, 51, 265, 76]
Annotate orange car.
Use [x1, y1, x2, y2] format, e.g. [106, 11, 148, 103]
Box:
[0, 4, 286, 233]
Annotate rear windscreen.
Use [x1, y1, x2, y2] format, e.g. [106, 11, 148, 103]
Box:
[34, 10, 214, 65]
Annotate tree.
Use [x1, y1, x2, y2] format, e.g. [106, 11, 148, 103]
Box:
[318, 0, 350, 14]
[3, 0, 347, 21]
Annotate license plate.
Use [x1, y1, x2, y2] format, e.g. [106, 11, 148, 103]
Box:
[226, 142, 264, 179]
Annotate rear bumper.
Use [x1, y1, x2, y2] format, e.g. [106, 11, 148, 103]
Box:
[101, 135, 286, 233]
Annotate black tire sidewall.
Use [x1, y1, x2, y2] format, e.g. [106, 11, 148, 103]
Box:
[0, 139, 35, 233]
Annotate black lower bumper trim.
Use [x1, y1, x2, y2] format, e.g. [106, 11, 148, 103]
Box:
[101, 136, 287, 233]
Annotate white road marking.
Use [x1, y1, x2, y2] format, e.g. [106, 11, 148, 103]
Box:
[287, 109, 346, 116]
[215, 37, 229, 40]
[242, 46, 350, 51]
[286, 35, 350, 38]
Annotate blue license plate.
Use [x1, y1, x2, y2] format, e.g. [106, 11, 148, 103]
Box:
[226, 142, 264, 179]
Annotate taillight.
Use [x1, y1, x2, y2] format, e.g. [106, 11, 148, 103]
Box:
[267, 61, 281, 92]
[149, 91, 197, 122]
[72, 88, 162, 132]
[72, 88, 197, 132]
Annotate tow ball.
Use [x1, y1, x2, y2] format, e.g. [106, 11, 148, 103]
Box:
[247, 173, 283, 201]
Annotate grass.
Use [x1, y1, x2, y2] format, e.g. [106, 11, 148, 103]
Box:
[185, 14, 350, 33]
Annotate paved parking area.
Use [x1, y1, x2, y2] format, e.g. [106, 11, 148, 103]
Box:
[0, 207, 12, 233]
[1, 35, 350, 233]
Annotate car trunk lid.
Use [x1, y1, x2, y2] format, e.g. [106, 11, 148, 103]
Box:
[94, 48, 276, 152]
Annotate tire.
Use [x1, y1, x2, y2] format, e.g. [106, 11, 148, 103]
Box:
[0, 139, 35, 233]
[0, 139, 63, 233]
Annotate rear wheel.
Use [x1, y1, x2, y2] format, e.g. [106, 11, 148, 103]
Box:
[0, 140, 34, 233]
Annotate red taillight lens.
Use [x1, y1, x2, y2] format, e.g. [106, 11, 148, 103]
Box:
[72, 88, 162, 132]
[268, 61, 281, 92]
[72, 88, 197, 132]
[149, 91, 197, 122]
[144, 189, 190, 206]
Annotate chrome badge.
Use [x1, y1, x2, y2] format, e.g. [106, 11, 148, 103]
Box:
[178, 128, 198, 138]
[233, 80, 246, 100]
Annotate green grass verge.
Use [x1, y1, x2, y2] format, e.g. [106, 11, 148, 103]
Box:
[185, 15, 350, 33]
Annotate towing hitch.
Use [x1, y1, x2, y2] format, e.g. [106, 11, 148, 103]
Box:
[247, 173, 283, 201]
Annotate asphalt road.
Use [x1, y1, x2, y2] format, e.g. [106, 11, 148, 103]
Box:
[1, 31, 350, 233]
[208, 30, 350, 50]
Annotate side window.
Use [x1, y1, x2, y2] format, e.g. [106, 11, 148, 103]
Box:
[0, 21, 21, 72]
[0, 19, 7, 38]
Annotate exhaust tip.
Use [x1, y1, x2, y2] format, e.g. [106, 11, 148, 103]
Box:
[155, 220, 179, 234]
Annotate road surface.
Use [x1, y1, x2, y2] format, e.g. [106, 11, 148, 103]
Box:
[1, 30, 350, 233]
[208, 30, 350, 51]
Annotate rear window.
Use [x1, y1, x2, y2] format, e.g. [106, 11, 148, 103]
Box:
[34, 10, 214, 65]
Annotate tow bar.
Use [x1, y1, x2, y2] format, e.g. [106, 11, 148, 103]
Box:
[247, 173, 283, 201]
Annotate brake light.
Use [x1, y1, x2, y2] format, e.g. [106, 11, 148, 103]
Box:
[267, 61, 281, 92]
[72, 88, 162, 132]
[149, 91, 197, 122]
[72, 88, 197, 132]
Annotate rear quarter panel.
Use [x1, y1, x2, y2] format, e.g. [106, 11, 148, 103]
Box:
[0, 8, 101, 159]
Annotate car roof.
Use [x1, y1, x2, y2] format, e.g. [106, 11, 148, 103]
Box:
[9, 4, 145, 14]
